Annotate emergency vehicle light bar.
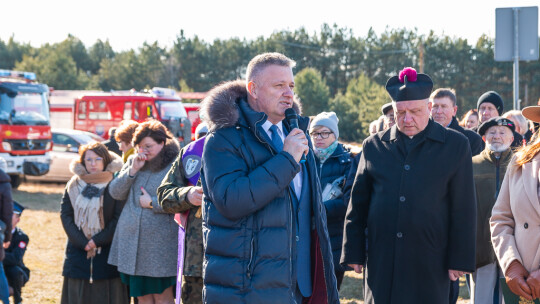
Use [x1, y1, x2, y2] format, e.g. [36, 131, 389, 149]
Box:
[151, 87, 176, 97]
[0, 69, 37, 81]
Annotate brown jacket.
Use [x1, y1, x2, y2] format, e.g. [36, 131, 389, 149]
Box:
[472, 148, 512, 268]
[491, 153, 540, 274]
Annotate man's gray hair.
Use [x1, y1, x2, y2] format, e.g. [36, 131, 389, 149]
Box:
[502, 110, 528, 134]
[246, 52, 296, 82]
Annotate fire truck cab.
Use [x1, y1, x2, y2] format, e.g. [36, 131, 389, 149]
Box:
[0, 70, 52, 187]
[73, 88, 192, 146]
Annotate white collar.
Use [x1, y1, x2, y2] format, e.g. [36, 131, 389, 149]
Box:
[262, 120, 284, 135]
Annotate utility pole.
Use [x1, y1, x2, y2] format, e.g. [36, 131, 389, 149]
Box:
[418, 42, 424, 73]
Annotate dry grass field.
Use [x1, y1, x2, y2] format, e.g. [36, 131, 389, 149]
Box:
[12, 181, 470, 304]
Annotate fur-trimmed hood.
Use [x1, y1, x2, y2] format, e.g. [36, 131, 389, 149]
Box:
[69, 151, 123, 177]
[200, 80, 302, 132]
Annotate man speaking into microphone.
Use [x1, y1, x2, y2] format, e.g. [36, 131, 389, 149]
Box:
[199, 52, 339, 304]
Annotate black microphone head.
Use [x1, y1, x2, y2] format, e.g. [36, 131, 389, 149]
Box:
[285, 108, 297, 119]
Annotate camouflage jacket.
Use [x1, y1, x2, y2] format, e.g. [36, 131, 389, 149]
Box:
[157, 148, 203, 277]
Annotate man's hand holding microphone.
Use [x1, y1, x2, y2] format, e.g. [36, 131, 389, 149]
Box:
[283, 129, 309, 163]
[283, 108, 308, 164]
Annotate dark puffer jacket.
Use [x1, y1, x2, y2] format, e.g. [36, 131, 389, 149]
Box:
[200, 80, 339, 304]
[0, 169, 12, 261]
[315, 143, 352, 272]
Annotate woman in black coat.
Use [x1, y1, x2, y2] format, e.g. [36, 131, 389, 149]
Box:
[310, 112, 352, 289]
[60, 142, 128, 304]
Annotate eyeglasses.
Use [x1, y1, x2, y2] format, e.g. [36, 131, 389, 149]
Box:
[139, 143, 158, 151]
[310, 131, 333, 139]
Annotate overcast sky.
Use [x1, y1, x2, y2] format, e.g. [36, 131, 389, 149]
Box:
[2, 0, 538, 51]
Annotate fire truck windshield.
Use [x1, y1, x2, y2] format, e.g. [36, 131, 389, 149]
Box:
[156, 101, 188, 120]
[0, 92, 50, 126]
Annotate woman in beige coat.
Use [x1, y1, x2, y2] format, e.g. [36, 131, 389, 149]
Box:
[490, 105, 540, 301]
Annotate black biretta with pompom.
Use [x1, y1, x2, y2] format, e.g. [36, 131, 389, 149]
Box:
[385, 67, 434, 102]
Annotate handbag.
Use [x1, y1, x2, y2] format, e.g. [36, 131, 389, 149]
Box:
[321, 176, 345, 201]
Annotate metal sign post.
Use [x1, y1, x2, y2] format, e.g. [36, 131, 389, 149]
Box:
[513, 8, 519, 110]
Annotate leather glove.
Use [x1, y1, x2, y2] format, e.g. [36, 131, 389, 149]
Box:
[505, 260, 533, 300]
[526, 269, 540, 299]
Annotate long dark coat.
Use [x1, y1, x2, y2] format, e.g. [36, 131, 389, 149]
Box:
[341, 120, 477, 304]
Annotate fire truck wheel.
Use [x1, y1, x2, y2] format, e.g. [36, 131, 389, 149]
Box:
[10, 175, 21, 189]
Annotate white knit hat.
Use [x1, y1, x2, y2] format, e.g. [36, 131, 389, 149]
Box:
[310, 112, 339, 139]
[195, 122, 208, 135]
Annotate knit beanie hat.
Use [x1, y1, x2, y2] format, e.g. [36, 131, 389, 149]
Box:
[195, 122, 208, 135]
[477, 91, 504, 115]
[310, 112, 339, 139]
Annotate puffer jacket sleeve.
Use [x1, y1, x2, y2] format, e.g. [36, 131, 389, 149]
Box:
[60, 189, 88, 250]
[342, 152, 361, 208]
[324, 197, 346, 218]
[0, 182, 12, 244]
[203, 130, 300, 221]
[157, 151, 196, 214]
[109, 157, 137, 201]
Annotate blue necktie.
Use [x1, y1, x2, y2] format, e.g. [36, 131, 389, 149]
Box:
[269, 125, 283, 151]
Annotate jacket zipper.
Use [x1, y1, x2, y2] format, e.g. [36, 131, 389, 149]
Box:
[248, 118, 296, 302]
[287, 190, 297, 303]
[246, 236, 255, 279]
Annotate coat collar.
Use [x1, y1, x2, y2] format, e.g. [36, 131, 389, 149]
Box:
[479, 148, 513, 165]
[521, 154, 540, 216]
[382, 119, 445, 143]
[200, 80, 303, 132]
[448, 116, 465, 133]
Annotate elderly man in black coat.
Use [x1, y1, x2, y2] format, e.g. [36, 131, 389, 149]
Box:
[341, 67, 477, 304]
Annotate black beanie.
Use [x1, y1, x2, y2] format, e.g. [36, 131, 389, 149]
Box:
[477, 91, 503, 115]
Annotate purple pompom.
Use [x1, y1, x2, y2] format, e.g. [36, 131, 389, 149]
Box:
[399, 67, 417, 83]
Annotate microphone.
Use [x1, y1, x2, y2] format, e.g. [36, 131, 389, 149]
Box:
[285, 108, 306, 164]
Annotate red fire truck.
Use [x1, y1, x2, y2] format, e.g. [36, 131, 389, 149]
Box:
[50, 88, 192, 146]
[0, 69, 52, 187]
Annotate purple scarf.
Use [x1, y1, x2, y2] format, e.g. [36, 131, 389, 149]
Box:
[176, 136, 205, 304]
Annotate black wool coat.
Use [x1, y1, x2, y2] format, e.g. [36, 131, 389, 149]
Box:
[0, 169, 12, 261]
[341, 120, 477, 304]
[315, 143, 352, 273]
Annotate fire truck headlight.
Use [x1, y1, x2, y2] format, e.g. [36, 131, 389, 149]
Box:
[1, 142, 11, 151]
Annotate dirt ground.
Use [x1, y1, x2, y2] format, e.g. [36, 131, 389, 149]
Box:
[12, 181, 471, 304]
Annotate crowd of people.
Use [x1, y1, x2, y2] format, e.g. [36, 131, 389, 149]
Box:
[0, 51, 537, 304]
